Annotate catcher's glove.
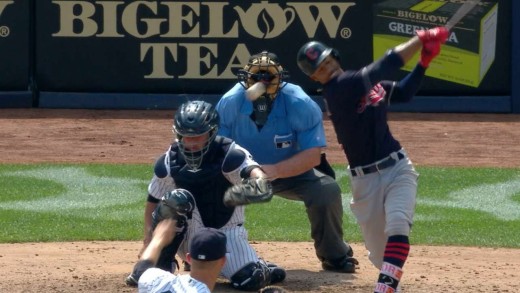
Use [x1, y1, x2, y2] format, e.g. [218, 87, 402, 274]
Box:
[155, 189, 195, 223]
[223, 177, 273, 207]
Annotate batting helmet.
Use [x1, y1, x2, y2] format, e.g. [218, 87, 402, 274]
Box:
[173, 100, 219, 170]
[237, 51, 289, 98]
[297, 41, 340, 77]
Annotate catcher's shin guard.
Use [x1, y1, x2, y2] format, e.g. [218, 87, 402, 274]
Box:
[230, 261, 271, 291]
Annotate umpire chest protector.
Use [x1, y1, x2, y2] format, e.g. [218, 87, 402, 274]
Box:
[162, 137, 235, 229]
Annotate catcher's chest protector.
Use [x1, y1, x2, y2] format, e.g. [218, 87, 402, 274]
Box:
[170, 139, 235, 229]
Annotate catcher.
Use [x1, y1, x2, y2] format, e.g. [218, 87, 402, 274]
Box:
[125, 100, 285, 291]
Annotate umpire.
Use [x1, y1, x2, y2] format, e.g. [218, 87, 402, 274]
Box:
[216, 51, 358, 273]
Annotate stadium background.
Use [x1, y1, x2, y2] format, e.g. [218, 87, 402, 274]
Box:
[0, 0, 518, 113]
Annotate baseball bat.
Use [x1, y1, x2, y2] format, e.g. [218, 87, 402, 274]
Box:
[444, 0, 480, 31]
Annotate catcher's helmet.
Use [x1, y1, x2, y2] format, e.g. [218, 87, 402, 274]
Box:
[297, 41, 340, 77]
[173, 100, 219, 170]
[237, 51, 289, 98]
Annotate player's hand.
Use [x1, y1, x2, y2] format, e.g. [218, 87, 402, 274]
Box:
[416, 27, 449, 44]
[366, 83, 386, 106]
[419, 40, 442, 68]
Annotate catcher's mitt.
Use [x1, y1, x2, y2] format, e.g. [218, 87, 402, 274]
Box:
[155, 189, 195, 223]
[223, 177, 273, 207]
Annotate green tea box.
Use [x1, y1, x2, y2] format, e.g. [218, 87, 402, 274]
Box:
[373, 0, 498, 87]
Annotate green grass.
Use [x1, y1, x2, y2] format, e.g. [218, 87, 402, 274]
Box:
[1, 164, 519, 248]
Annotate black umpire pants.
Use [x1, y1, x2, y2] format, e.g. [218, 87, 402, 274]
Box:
[271, 168, 351, 262]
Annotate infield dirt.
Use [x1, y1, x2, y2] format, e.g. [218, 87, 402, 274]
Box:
[1, 109, 519, 292]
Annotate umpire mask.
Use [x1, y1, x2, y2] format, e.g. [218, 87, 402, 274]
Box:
[237, 51, 288, 130]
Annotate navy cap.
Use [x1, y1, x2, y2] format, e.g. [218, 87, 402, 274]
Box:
[190, 228, 227, 261]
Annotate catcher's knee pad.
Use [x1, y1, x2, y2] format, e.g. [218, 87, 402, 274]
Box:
[230, 261, 271, 291]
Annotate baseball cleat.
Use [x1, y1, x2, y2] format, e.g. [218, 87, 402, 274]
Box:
[321, 256, 359, 273]
[125, 274, 138, 287]
[267, 263, 286, 284]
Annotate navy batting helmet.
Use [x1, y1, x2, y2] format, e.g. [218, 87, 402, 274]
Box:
[297, 41, 340, 77]
[173, 100, 219, 170]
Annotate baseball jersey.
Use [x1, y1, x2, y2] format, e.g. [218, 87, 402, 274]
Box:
[216, 82, 326, 164]
[322, 51, 425, 167]
[138, 268, 210, 293]
[147, 137, 262, 279]
[148, 136, 257, 229]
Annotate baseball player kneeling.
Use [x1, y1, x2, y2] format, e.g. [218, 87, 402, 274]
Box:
[126, 100, 285, 291]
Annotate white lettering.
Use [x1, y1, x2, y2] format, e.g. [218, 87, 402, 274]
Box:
[388, 22, 458, 44]
[290, 3, 355, 38]
[140, 42, 252, 79]
[52, 1, 354, 39]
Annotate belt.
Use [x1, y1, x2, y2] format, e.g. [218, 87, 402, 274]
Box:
[350, 152, 405, 177]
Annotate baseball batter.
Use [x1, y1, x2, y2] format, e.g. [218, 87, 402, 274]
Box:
[127, 100, 286, 291]
[296, 27, 448, 292]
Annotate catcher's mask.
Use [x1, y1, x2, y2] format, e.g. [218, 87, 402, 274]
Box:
[172, 100, 219, 171]
[297, 41, 340, 77]
[237, 51, 289, 98]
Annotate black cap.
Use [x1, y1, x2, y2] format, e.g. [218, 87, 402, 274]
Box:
[190, 228, 227, 261]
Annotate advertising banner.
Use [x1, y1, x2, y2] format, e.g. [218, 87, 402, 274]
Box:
[374, 0, 498, 88]
[35, 0, 510, 97]
[0, 0, 30, 91]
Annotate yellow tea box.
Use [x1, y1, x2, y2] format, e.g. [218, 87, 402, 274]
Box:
[373, 0, 498, 87]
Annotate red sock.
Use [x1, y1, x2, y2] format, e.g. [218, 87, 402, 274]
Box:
[374, 235, 409, 293]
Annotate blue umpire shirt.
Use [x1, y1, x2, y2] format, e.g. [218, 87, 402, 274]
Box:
[216, 82, 326, 165]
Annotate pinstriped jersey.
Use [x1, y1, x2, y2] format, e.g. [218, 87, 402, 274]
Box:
[138, 268, 210, 293]
[147, 136, 258, 229]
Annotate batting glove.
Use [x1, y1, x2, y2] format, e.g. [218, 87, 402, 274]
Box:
[419, 40, 442, 68]
[416, 27, 449, 44]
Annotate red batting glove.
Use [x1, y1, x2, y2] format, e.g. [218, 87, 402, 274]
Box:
[419, 40, 441, 68]
[416, 27, 449, 44]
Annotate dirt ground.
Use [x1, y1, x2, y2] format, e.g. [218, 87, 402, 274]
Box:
[1, 109, 520, 292]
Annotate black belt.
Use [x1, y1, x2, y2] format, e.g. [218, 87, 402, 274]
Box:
[350, 152, 405, 177]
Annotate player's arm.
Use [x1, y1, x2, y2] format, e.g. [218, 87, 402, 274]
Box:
[394, 26, 448, 65]
[385, 37, 443, 104]
[383, 64, 426, 104]
[142, 199, 158, 244]
[140, 218, 177, 263]
[261, 147, 321, 180]
[261, 96, 324, 180]
[361, 27, 448, 90]
[138, 153, 178, 257]
[222, 143, 273, 206]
